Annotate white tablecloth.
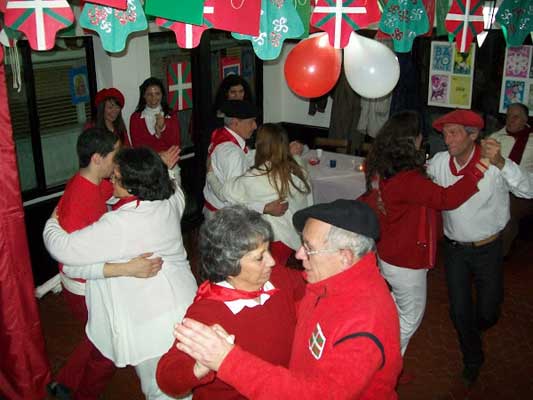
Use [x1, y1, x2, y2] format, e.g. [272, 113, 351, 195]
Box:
[304, 150, 367, 204]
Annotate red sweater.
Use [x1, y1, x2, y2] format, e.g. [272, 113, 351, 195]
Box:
[128, 111, 180, 153]
[217, 252, 402, 400]
[156, 266, 305, 400]
[56, 173, 113, 281]
[360, 169, 482, 269]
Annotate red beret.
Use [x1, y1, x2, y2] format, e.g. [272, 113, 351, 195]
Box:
[95, 88, 125, 108]
[432, 110, 484, 132]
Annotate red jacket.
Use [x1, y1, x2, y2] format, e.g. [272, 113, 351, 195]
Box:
[217, 252, 402, 400]
[360, 168, 482, 269]
[128, 111, 180, 152]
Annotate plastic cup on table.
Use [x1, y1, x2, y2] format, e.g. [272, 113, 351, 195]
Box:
[329, 159, 337, 168]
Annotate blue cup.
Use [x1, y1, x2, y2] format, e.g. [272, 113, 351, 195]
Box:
[329, 159, 337, 168]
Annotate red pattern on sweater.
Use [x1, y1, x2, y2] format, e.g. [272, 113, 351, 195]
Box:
[128, 112, 180, 153]
[216, 252, 402, 400]
[156, 266, 305, 400]
[361, 169, 482, 269]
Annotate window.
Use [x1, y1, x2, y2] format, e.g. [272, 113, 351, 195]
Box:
[5, 37, 96, 200]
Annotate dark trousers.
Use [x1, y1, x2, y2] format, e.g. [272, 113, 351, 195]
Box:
[443, 237, 504, 367]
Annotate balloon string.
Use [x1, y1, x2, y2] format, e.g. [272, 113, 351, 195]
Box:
[231, 0, 245, 10]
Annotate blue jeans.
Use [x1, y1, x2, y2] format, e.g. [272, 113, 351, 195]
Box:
[444, 237, 503, 367]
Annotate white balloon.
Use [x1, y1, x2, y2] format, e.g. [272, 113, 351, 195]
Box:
[343, 32, 400, 99]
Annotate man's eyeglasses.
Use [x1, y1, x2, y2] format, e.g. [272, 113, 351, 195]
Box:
[302, 247, 339, 257]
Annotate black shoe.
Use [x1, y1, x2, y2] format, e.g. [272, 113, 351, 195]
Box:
[47, 381, 73, 400]
[461, 364, 481, 387]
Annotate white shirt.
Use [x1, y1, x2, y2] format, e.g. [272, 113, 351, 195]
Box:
[207, 157, 313, 250]
[489, 127, 533, 173]
[203, 127, 263, 212]
[427, 149, 533, 242]
[216, 280, 276, 314]
[43, 185, 197, 367]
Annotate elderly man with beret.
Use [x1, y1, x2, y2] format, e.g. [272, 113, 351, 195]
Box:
[489, 103, 533, 255]
[428, 109, 533, 386]
[203, 99, 288, 218]
[173, 199, 402, 399]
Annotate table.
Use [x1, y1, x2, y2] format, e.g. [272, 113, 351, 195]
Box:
[303, 150, 367, 204]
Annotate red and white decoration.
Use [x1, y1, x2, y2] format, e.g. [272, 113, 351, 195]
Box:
[167, 61, 193, 111]
[445, 0, 485, 53]
[5, 0, 74, 51]
[311, 0, 381, 49]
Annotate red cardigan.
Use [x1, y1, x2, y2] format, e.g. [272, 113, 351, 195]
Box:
[156, 266, 305, 400]
[128, 111, 180, 152]
[360, 168, 482, 269]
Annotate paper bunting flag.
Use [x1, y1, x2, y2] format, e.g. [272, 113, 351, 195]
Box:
[211, 0, 262, 36]
[445, 0, 484, 53]
[79, 0, 148, 53]
[167, 62, 193, 111]
[144, 0, 205, 25]
[311, 0, 381, 49]
[87, 0, 127, 10]
[378, 0, 430, 53]
[155, 1, 215, 49]
[4, 0, 74, 51]
[1, 0, 7, 12]
[232, 0, 304, 60]
[294, 0, 312, 39]
[496, 0, 533, 47]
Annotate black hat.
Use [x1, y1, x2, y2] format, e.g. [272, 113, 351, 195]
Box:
[219, 100, 258, 119]
[293, 199, 379, 240]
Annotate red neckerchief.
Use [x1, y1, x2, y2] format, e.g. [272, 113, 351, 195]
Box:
[449, 144, 481, 176]
[111, 195, 139, 211]
[207, 127, 248, 157]
[193, 280, 279, 303]
[507, 126, 531, 165]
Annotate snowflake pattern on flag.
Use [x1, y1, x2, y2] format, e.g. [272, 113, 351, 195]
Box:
[496, 0, 533, 47]
[232, 0, 304, 60]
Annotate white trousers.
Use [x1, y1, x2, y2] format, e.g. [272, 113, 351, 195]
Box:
[134, 356, 192, 400]
[379, 258, 428, 356]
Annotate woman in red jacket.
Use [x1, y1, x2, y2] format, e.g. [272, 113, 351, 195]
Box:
[361, 111, 488, 362]
[128, 77, 180, 152]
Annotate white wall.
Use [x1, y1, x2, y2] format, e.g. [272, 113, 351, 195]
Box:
[263, 42, 332, 128]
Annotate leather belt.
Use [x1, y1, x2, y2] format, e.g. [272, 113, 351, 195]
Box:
[445, 233, 500, 248]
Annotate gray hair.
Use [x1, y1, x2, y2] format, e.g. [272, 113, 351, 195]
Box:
[325, 225, 375, 258]
[199, 205, 274, 282]
[223, 116, 235, 127]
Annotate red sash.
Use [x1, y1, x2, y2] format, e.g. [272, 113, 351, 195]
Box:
[507, 127, 531, 165]
[449, 144, 481, 176]
[194, 280, 279, 303]
[207, 127, 248, 157]
[111, 195, 139, 210]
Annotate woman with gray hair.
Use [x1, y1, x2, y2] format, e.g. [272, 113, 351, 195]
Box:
[156, 205, 305, 400]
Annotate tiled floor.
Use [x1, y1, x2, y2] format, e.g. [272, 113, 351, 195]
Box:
[40, 228, 533, 399]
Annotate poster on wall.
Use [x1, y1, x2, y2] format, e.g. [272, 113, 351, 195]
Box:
[220, 56, 241, 79]
[499, 46, 533, 116]
[69, 66, 89, 104]
[427, 41, 475, 109]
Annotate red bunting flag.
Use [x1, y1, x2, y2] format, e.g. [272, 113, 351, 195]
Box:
[155, 0, 215, 49]
[311, 0, 381, 49]
[445, 0, 485, 53]
[5, 0, 74, 51]
[167, 62, 193, 111]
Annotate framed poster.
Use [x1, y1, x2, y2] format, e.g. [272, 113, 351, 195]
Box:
[220, 56, 241, 79]
[427, 41, 475, 109]
[68, 66, 89, 105]
[499, 46, 533, 116]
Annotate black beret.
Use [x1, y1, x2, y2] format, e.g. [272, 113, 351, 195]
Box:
[219, 100, 258, 119]
[293, 199, 380, 240]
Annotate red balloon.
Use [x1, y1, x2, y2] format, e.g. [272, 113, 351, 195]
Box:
[284, 34, 342, 98]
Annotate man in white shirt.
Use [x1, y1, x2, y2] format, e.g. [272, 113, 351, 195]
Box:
[489, 103, 533, 255]
[428, 109, 533, 387]
[203, 100, 287, 218]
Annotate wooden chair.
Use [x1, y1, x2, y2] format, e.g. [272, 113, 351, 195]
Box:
[314, 137, 351, 154]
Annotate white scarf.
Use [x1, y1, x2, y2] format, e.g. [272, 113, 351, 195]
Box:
[141, 105, 162, 136]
